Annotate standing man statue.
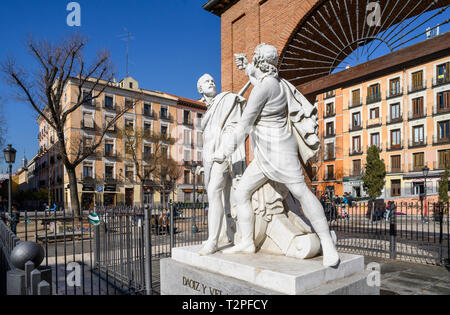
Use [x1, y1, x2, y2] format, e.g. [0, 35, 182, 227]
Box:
[197, 74, 247, 255]
[214, 44, 340, 267]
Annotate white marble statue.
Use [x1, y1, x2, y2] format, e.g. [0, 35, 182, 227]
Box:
[197, 74, 247, 255]
[212, 43, 340, 267]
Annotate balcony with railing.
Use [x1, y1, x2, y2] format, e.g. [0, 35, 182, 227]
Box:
[143, 109, 156, 119]
[346, 168, 363, 178]
[389, 165, 403, 174]
[349, 147, 363, 156]
[367, 117, 382, 128]
[160, 112, 174, 121]
[366, 93, 382, 105]
[408, 138, 427, 149]
[104, 149, 121, 159]
[433, 135, 450, 146]
[82, 120, 97, 131]
[386, 114, 403, 125]
[386, 141, 403, 152]
[183, 118, 194, 127]
[103, 123, 117, 134]
[324, 91, 335, 100]
[104, 175, 119, 184]
[324, 128, 336, 139]
[349, 122, 363, 132]
[348, 98, 363, 109]
[102, 100, 119, 112]
[434, 160, 450, 170]
[432, 75, 450, 87]
[323, 109, 336, 118]
[433, 104, 450, 116]
[82, 98, 98, 109]
[408, 111, 426, 121]
[408, 80, 427, 94]
[409, 163, 426, 173]
[323, 150, 335, 161]
[386, 88, 403, 100]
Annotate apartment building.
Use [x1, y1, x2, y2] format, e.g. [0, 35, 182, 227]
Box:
[37, 77, 206, 210]
[312, 53, 450, 201]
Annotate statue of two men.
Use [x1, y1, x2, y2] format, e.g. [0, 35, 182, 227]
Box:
[197, 44, 340, 267]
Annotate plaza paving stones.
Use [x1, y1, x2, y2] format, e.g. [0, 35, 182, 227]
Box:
[365, 256, 450, 295]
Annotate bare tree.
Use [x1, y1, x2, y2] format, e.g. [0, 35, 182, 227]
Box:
[0, 96, 6, 152]
[2, 34, 135, 216]
[118, 125, 179, 206]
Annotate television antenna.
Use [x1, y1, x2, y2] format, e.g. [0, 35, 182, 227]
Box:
[118, 28, 135, 77]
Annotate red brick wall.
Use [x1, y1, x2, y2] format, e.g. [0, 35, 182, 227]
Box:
[220, 0, 320, 93]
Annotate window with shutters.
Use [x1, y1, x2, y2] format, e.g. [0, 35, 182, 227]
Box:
[412, 97, 424, 118]
[367, 84, 381, 104]
[352, 112, 361, 128]
[125, 165, 134, 182]
[83, 112, 94, 129]
[413, 125, 424, 144]
[184, 129, 191, 145]
[326, 165, 335, 180]
[197, 132, 203, 148]
[370, 133, 380, 149]
[391, 180, 401, 197]
[436, 62, 450, 85]
[104, 139, 114, 157]
[413, 152, 424, 171]
[105, 115, 115, 131]
[184, 150, 191, 163]
[352, 160, 361, 176]
[83, 162, 93, 179]
[351, 89, 361, 107]
[326, 122, 335, 137]
[438, 120, 450, 142]
[438, 150, 450, 169]
[390, 129, 401, 149]
[411, 70, 424, 91]
[184, 170, 191, 185]
[325, 102, 335, 117]
[389, 78, 401, 97]
[352, 136, 361, 153]
[391, 155, 401, 172]
[390, 103, 401, 122]
[437, 91, 450, 112]
[144, 122, 152, 137]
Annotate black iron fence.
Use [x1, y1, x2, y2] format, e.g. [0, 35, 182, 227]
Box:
[1, 203, 208, 295]
[2, 200, 449, 295]
[325, 201, 450, 266]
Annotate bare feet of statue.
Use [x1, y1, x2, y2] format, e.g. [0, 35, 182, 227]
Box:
[199, 241, 218, 256]
[321, 238, 340, 268]
[222, 241, 255, 254]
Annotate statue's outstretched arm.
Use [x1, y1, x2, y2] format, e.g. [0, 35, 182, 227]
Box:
[214, 83, 269, 162]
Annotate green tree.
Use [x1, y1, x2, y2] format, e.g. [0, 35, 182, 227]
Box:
[362, 145, 386, 200]
[439, 166, 449, 204]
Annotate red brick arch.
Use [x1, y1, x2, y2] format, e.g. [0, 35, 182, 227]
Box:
[219, 0, 322, 94]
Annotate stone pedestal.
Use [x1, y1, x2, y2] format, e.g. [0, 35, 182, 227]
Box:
[160, 245, 379, 295]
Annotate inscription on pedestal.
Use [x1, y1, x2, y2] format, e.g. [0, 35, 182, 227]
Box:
[182, 276, 224, 295]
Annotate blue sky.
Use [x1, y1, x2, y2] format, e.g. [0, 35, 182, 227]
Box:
[0, 0, 221, 172]
[0, 1, 448, 172]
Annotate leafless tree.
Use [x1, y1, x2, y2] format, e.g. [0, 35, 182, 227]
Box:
[119, 125, 179, 206]
[2, 34, 135, 217]
[0, 96, 6, 154]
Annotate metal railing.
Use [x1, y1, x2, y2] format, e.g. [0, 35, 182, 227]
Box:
[325, 201, 449, 266]
[3, 203, 208, 295]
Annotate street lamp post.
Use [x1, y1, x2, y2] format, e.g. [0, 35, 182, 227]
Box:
[190, 162, 198, 233]
[422, 166, 430, 223]
[3, 144, 17, 217]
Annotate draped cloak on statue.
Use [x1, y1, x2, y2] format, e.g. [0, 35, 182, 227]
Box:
[220, 76, 320, 185]
[200, 92, 247, 188]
